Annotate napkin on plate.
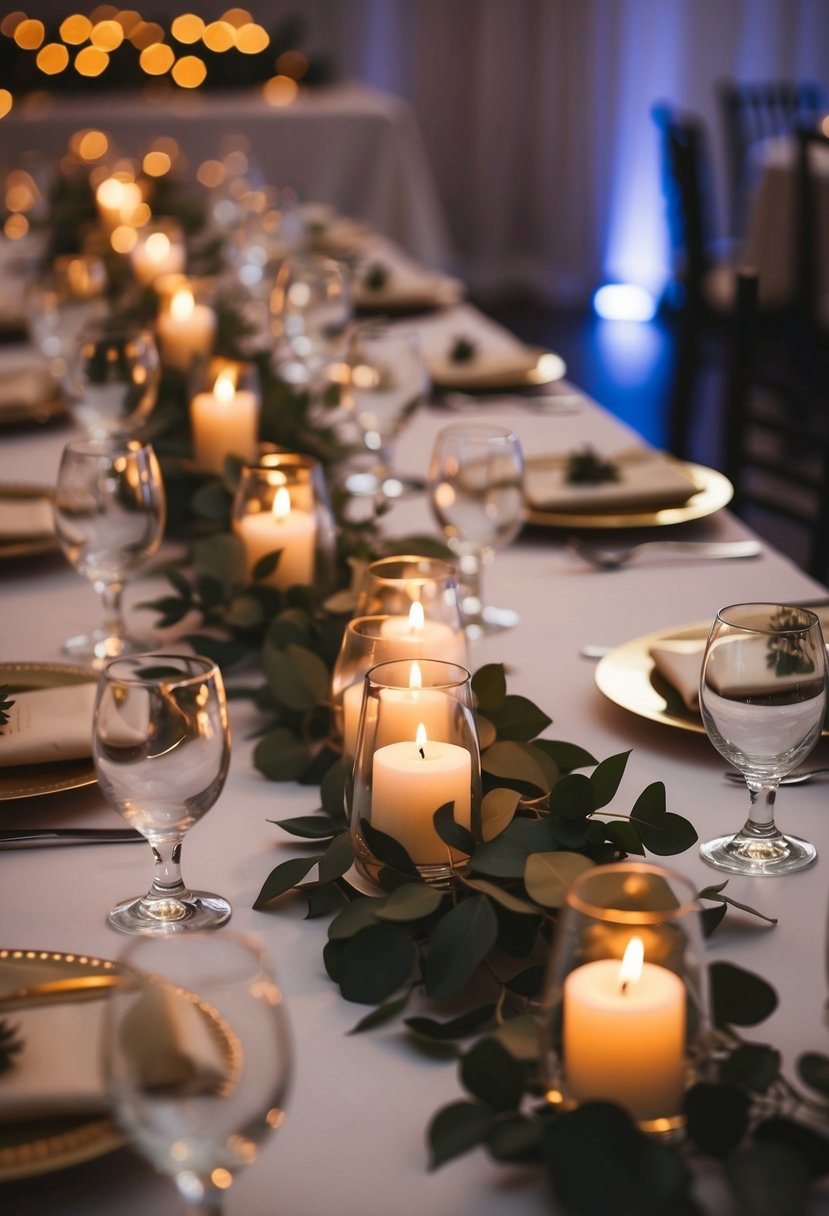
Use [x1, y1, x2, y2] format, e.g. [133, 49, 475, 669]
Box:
[0, 983, 227, 1122]
[525, 447, 698, 514]
[351, 265, 464, 312]
[0, 495, 54, 541]
[426, 345, 562, 390]
[0, 365, 56, 415]
[0, 683, 96, 768]
[649, 641, 705, 712]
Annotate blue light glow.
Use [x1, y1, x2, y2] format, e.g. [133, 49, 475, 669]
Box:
[593, 284, 657, 322]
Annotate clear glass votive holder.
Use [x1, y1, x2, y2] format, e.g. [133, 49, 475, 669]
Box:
[348, 658, 482, 887]
[354, 555, 468, 665]
[232, 455, 335, 592]
[331, 615, 426, 758]
[540, 861, 710, 1137]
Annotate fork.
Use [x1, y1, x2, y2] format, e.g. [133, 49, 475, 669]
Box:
[566, 537, 762, 571]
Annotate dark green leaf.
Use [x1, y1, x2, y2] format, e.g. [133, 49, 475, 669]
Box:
[460, 1037, 525, 1112]
[266, 608, 313, 648]
[486, 1114, 544, 1162]
[524, 852, 594, 908]
[269, 815, 338, 840]
[602, 819, 646, 856]
[701, 902, 728, 937]
[374, 883, 443, 922]
[534, 738, 598, 772]
[710, 960, 778, 1028]
[334, 922, 416, 1003]
[428, 1101, 494, 1168]
[264, 643, 329, 712]
[486, 694, 551, 741]
[303, 882, 342, 919]
[252, 549, 282, 580]
[726, 1141, 811, 1216]
[253, 854, 323, 909]
[798, 1052, 829, 1099]
[548, 772, 594, 820]
[191, 481, 232, 523]
[480, 787, 521, 841]
[423, 895, 499, 999]
[482, 740, 557, 793]
[470, 816, 556, 878]
[720, 1043, 781, 1092]
[589, 750, 631, 808]
[405, 1003, 496, 1042]
[184, 635, 249, 669]
[349, 991, 412, 1034]
[493, 1013, 541, 1061]
[472, 663, 506, 711]
[225, 595, 264, 630]
[328, 896, 383, 941]
[462, 877, 539, 916]
[320, 759, 348, 825]
[505, 965, 545, 997]
[433, 801, 475, 855]
[359, 819, 419, 877]
[629, 781, 698, 855]
[253, 728, 312, 781]
[318, 831, 354, 884]
[165, 567, 192, 598]
[192, 532, 246, 586]
[685, 1082, 750, 1157]
[754, 1117, 829, 1178]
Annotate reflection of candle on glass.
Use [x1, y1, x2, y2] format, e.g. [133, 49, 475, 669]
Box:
[156, 288, 216, 372]
[236, 485, 316, 590]
[563, 936, 685, 1122]
[371, 723, 471, 864]
[190, 372, 259, 474]
[342, 661, 453, 758]
[132, 230, 185, 286]
[379, 602, 466, 663]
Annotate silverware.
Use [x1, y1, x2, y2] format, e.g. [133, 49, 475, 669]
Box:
[566, 537, 762, 571]
[0, 974, 121, 1010]
[724, 768, 829, 785]
[580, 644, 613, 659]
[0, 827, 144, 849]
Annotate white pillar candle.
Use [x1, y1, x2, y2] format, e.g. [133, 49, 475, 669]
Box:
[371, 725, 471, 864]
[235, 486, 316, 590]
[563, 936, 686, 1122]
[156, 288, 216, 372]
[342, 662, 454, 757]
[132, 230, 185, 286]
[190, 373, 260, 474]
[379, 602, 466, 663]
[95, 176, 143, 230]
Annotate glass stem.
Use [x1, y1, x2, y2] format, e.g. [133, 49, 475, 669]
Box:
[148, 838, 187, 902]
[743, 782, 779, 836]
[458, 553, 484, 628]
[182, 1196, 224, 1216]
[97, 579, 125, 640]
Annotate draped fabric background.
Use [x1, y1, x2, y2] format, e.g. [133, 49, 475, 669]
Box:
[24, 0, 829, 302]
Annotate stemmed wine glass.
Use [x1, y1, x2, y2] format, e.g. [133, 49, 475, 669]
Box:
[428, 422, 525, 639]
[26, 254, 109, 382]
[102, 932, 292, 1213]
[54, 438, 166, 665]
[342, 323, 428, 499]
[93, 652, 232, 934]
[268, 252, 351, 405]
[699, 602, 827, 874]
[63, 318, 161, 439]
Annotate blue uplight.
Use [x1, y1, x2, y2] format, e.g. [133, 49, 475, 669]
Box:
[593, 284, 657, 322]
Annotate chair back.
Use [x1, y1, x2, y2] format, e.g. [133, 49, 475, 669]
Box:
[652, 103, 716, 311]
[795, 125, 829, 340]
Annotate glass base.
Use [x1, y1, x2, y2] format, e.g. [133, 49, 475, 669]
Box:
[63, 629, 154, 667]
[700, 830, 817, 875]
[464, 604, 520, 643]
[107, 890, 232, 935]
[343, 470, 425, 499]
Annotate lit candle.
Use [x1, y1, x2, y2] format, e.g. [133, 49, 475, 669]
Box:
[156, 288, 216, 372]
[190, 372, 260, 474]
[342, 661, 453, 758]
[131, 229, 185, 286]
[379, 602, 466, 663]
[563, 936, 686, 1122]
[235, 485, 316, 590]
[371, 724, 471, 864]
[95, 176, 143, 230]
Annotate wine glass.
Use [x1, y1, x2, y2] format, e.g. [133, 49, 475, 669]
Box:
[699, 602, 827, 875]
[63, 318, 161, 439]
[428, 422, 525, 639]
[102, 931, 292, 1213]
[54, 438, 166, 664]
[268, 252, 351, 401]
[26, 254, 109, 381]
[93, 653, 232, 934]
[342, 324, 428, 499]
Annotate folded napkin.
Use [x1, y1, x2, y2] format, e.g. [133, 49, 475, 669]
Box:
[351, 265, 464, 312]
[0, 494, 54, 541]
[525, 447, 698, 514]
[427, 345, 564, 390]
[0, 981, 227, 1122]
[0, 683, 96, 768]
[649, 641, 705, 712]
[0, 365, 56, 414]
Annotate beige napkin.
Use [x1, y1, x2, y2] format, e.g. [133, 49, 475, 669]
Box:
[351, 265, 464, 311]
[0, 495, 54, 541]
[0, 683, 96, 768]
[0, 983, 227, 1122]
[0, 365, 55, 413]
[649, 641, 705, 711]
[525, 447, 697, 514]
[427, 345, 563, 389]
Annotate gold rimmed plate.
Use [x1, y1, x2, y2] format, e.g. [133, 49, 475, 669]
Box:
[525, 462, 733, 529]
[0, 483, 58, 561]
[0, 663, 97, 801]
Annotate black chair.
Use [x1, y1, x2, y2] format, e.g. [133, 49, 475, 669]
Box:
[795, 124, 829, 342]
[722, 269, 829, 582]
[718, 78, 827, 240]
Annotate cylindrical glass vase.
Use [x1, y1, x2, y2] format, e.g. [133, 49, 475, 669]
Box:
[540, 861, 710, 1137]
[354, 555, 467, 665]
[348, 658, 482, 886]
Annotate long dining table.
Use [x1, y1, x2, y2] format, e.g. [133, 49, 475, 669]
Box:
[2, 296, 829, 1215]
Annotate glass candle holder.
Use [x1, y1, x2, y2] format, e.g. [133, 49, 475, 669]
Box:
[331, 615, 423, 757]
[354, 555, 468, 665]
[130, 219, 186, 287]
[189, 359, 261, 474]
[540, 862, 710, 1137]
[232, 455, 335, 592]
[348, 658, 482, 886]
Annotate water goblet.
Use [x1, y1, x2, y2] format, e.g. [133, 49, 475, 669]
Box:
[26, 253, 109, 381]
[268, 251, 351, 402]
[699, 602, 827, 875]
[428, 422, 525, 638]
[102, 931, 292, 1214]
[54, 438, 166, 664]
[94, 653, 232, 934]
[63, 318, 161, 439]
[341, 323, 428, 499]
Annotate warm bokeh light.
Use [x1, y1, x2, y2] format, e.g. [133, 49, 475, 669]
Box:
[130, 201, 151, 226]
[90, 4, 118, 20]
[203, 20, 235, 52]
[221, 7, 252, 27]
[263, 75, 299, 107]
[172, 54, 207, 88]
[0, 13, 26, 38]
[111, 224, 138, 253]
[0, 90, 13, 120]
[4, 213, 28, 239]
[276, 50, 308, 79]
[196, 159, 226, 188]
[171, 13, 204, 44]
[115, 10, 142, 35]
[236, 23, 269, 54]
[143, 149, 172, 176]
[77, 129, 109, 160]
[210, 1168, 234, 1191]
[90, 19, 124, 51]
[59, 14, 93, 44]
[75, 45, 109, 76]
[36, 43, 70, 74]
[140, 42, 174, 75]
[5, 171, 38, 212]
[14, 19, 45, 50]
[129, 21, 163, 50]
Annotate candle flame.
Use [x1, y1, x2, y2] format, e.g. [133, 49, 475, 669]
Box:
[409, 661, 422, 690]
[214, 373, 235, 404]
[416, 722, 427, 748]
[619, 936, 644, 992]
[145, 231, 171, 262]
[407, 601, 425, 634]
[171, 288, 195, 321]
[271, 486, 291, 521]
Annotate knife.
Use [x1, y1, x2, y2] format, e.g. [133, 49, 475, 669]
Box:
[0, 828, 144, 849]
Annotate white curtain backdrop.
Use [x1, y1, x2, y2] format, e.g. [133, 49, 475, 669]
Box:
[23, 0, 829, 303]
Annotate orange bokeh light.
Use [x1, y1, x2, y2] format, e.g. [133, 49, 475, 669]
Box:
[140, 42, 174, 74]
[59, 14, 93, 44]
[171, 13, 204, 44]
[0, 90, 13, 120]
[172, 55, 207, 88]
[14, 19, 45, 50]
[0, 13, 26, 38]
[203, 21, 235, 52]
[75, 45, 109, 76]
[36, 43, 70, 75]
[143, 150, 172, 176]
[90, 19, 124, 51]
[77, 129, 109, 160]
[263, 75, 299, 107]
[236, 23, 269, 54]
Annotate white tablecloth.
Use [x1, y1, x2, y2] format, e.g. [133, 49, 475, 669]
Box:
[1, 311, 829, 1213]
[2, 82, 451, 270]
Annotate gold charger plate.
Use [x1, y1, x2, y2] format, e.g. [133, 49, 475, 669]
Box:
[0, 948, 124, 1181]
[524, 461, 733, 529]
[0, 663, 97, 800]
[0, 483, 59, 561]
[429, 348, 566, 391]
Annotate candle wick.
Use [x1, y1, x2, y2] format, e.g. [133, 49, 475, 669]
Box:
[419, 746, 425, 759]
[620, 980, 628, 996]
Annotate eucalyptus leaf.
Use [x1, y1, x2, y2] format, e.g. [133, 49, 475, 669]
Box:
[462, 876, 539, 916]
[486, 694, 552, 741]
[349, 991, 412, 1034]
[302, 881, 342, 919]
[328, 895, 384, 941]
[589, 749, 631, 808]
[629, 781, 698, 856]
[492, 1013, 541, 1061]
[253, 853, 323, 909]
[334, 922, 417, 1004]
[548, 772, 594, 821]
[726, 1141, 811, 1216]
[428, 1101, 494, 1168]
[184, 635, 249, 669]
[266, 608, 314, 648]
[797, 1052, 829, 1100]
[192, 531, 247, 586]
[191, 480, 232, 522]
[423, 895, 499, 999]
[374, 883, 444, 923]
[405, 1003, 496, 1042]
[720, 1043, 781, 1093]
[460, 1037, 525, 1112]
[318, 830, 354, 883]
[524, 851, 594, 908]
[710, 960, 778, 1028]
[320, 759, 348, 824]
[471, 663, 507, 711]
[602, 818, 646, 856]
[359, 819, 420, 876]
[486, 1114, 544, 1163]
[224, 594, 265, 630]
[534, 738, 598, 772]
[481, 787, 520, 842]
[754, 1117, 829, 1178]
[482, 740, 556, 793]
[470, 817, 556, 879]
[252, 549, 282, 580]
[685, 1082, 750, 1157]
[253, 727, 312, 781]
[264, 643, 330, 712]
[433, 802, 475, 855]
[477, 714, 497, 750]
[268, 815, 339, 840]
